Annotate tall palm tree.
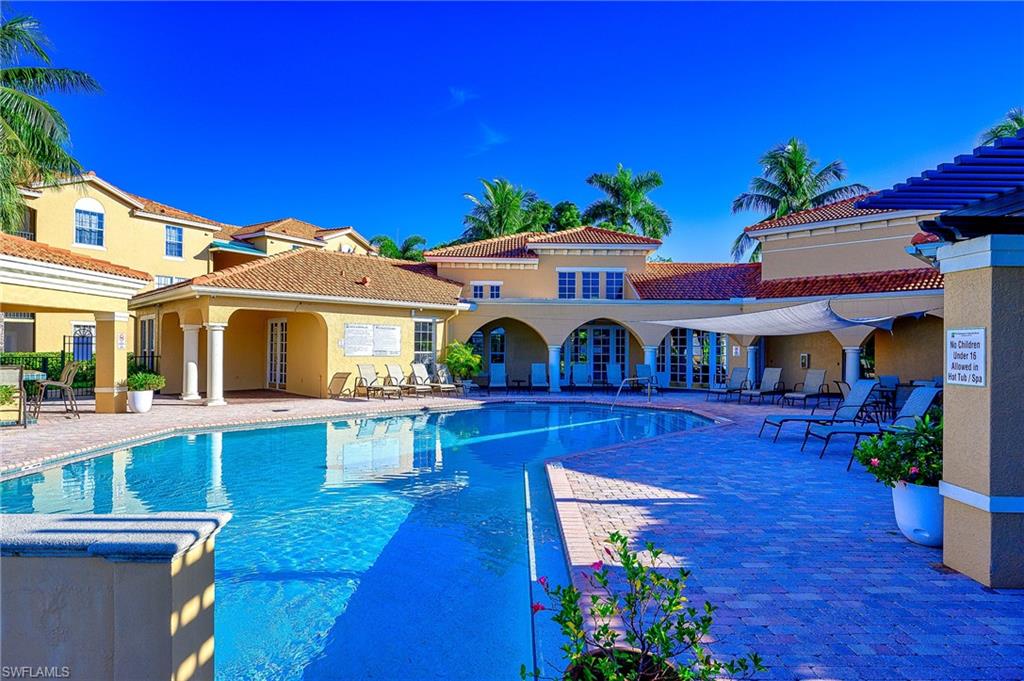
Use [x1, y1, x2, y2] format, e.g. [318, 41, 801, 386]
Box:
[0, 16, 100, 233]
[979, 107, 1024, 146]
[581, 164, 671, 239]
[461, 178, 539, 240]
[370, 234, 427, 261]
[730, 138, 868, 262]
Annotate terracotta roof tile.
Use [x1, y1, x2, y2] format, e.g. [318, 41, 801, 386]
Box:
[743, 194, 896, 234]
[0, 234, 151, 281]
[910, 231, 941, 245]
[231, 217, 354, 242]
[140, 249, 462, 306]
[629, 261, 942, 300]
[123, 191, 236, 231]
[425, 226, 661, 259]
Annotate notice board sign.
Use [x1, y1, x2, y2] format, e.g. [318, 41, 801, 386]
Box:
[343, 323, 402, 357]
[946, 328, 986, 387]
[343, 323, 374, 356]
[373, 325, 401, 357]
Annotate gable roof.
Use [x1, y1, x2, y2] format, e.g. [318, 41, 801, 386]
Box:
[628, 261, 942, 301]
[0, 234, 151, 281]
[424, 226, 661, 259]
[743, 194, 898, 234]
[133, 248, 463, 307]
[231, 217, 344, 241]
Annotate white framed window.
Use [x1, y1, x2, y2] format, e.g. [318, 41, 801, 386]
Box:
[414, 320, 437, 372]
[165, 225, 183, 258]
[558, 271, 576, 299]
[73, 197, 105, 247]
[605, 271, 624, 299]
[155, 275, 186, 288]
[489, 284, 501, 299]
[471, 284, 484, 299]
[581, 271, 600, 299]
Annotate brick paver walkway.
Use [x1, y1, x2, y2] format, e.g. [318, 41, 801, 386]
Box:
[542, 393, 1024, 680]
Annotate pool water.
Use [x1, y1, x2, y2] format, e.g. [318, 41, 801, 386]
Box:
[0, 403, 709, 680]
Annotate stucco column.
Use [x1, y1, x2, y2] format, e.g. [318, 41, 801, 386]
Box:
[94, 312, 130, 414]
[181, 324, 201, 401]
[643, 345, 657, 373]
[937, 234, 1024, 588]
[204, 322, 227, 406]
[843, 346, 862, 385]
[746, 345, 758, 386]
[547, 345, 561, 393]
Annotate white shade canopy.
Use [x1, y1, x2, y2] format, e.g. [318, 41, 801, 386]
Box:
[651, 299, 899, 336]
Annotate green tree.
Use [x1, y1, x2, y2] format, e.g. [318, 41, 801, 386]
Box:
[550, 201, 582, 231]
[0, 16, 100, 233]
[370, 234, 427, 261]
[462, 178, 539, 240]
[730, 138, 868, 262]
[979, 107, 1024, 146]
[581, 164, 671, 239]
[523, 199, 553, 233]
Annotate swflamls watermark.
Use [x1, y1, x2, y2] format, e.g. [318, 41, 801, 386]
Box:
[1, 667, 71, 679]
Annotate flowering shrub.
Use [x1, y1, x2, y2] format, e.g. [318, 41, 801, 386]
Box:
[524, 532, 763, 681]
[853, 411, 942, 488]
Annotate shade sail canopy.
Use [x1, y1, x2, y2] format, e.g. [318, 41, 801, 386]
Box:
[651, 300, 899, 336]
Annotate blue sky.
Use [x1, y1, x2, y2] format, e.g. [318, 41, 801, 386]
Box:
[19, 1, 1024, 261]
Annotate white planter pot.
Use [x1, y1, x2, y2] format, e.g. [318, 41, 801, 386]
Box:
[891, 481, 943, 547]
[127, 390, 154, 414]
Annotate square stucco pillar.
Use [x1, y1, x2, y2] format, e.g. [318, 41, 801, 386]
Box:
[94, 312, 130, 413]
[937, 234, 1024, 588]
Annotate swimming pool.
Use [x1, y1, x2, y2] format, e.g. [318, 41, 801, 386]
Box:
[0, 403, 710, 680]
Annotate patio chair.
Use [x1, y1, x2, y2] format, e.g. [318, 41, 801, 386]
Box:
[706, 366, 748, 402]
[437, 364, 473, 396]
[739, 367, 784, 404]
[0, 365, 27, 428]
[781, 369, 828, 408]
[632, 365, 659, 393]
[327, 372, 352, 399]
[530, 363, 549, 392]
[355, 364, 402, 400]
[34, 360, 81, 419]
[413, 363, 458, 396]
[571, 364, 594, 392]
[803, 386, 942, 470]
[759, 379, 878, 442]
[488, 363, 508, 394]
[605, 363, 624, 393]
[386, 364, 432, 398]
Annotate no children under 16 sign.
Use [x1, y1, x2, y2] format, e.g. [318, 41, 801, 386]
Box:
[946, 328, 986, 387]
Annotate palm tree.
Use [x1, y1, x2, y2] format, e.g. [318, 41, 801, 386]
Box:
[980, 107, 1024, 146]
[0, 16, 100, 233]
[730, 138, 868, 262]
[581, 164, 671, 239]
[370, 234, 427, 261]
[461, 178, 539, 240]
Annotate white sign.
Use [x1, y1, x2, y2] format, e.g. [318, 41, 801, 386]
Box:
[946, 328, 986, 387]
[343, 323, 374, 356]
[373, 325, 401, 357]
[732, 345, 740, 357]
[116, 332, 127, 350]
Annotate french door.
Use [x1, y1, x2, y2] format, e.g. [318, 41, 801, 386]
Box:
[267, 319, 288, 390]
[562, 325, 628, 383]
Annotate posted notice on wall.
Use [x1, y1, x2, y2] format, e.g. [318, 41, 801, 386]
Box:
[946, 327, 986, 387]
[372, 325, 401, 357]
[343, 323, 374, 356]
[343, 323, 401, 357]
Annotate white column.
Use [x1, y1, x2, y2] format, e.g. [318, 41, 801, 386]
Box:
[843, 346, 862, 385]
[204, 322, 227, 406]
[547, 345, 561, 393]
[181, 324, 201, 400]
[643, 345, 657, 372]
[746, 345, 758, 385]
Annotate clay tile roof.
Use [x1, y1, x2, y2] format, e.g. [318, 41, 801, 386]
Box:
[231, 217, 344, 242]
[0, 234, 151, 281]
[166, 248, 462, 306]
[424, 226, 661, 259]
[910, 231, 941, 245]
[629, 261, 943, 300]
[743, 194, 896, 234]
[123, 191, 235, 231]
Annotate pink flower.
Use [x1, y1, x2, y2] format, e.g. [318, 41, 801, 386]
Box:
[909, 466, 919, 475]
[869, 458, 880, 467]
[591, 560, 604, 572]
[537, 576, 548, 589]
[531, 602, 546, 614]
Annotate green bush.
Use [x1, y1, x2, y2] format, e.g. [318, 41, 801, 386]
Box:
[853, 412, 942, 487]
[443, 340, 482, 379]
[125, 372, 166, 392]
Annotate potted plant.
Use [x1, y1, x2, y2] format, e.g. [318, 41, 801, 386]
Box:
[525, 532, 763, 681]
[125, 371, 166, 414]
[854, 412, 943, 547]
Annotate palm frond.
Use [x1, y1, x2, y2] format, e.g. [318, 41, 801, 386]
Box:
[0, 67, 100, 96]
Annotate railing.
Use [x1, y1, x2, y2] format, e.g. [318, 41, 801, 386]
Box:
[131, 353, 161, 374]
[12, 230, 35, 241]
[609, 376, 657, 411]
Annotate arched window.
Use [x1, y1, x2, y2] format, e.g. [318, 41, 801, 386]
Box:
[74, 197, 105, 247]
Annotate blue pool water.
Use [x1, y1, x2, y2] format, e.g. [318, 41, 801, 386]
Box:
[0, 403, 709, 680]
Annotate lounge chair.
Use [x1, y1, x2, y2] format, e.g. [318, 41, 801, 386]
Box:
[327, 372, 352, 399]
[355, 364, 402, 400]
[707, 366, 748, 402]
[487, 363, 508, 394]
[386, 364, 432, 398]
[781, 369, 828, 408]
[803, 386, 942, 469]
[571, 364, 594, 392]
[413, 363, 458, 396]
[530, 363, 549, 392]
[0, 366, 27, 428]
[759, 379, 878, 442]
[34, 360, 81, 419]
[633, 365, 659, 393]
[437, 364, 472, 396]
[739, 367, 784, 404]
[605, 363, 624, 393]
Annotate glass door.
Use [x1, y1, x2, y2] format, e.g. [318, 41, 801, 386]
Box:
[267, 319, 288, 390]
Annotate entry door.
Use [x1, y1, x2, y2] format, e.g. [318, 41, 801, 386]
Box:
[267, 319, 288, 390]
[591, 326, 626, 383]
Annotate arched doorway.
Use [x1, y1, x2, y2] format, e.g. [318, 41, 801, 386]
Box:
[464, 317, 547, 384]
[559, 318, 644, 387]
